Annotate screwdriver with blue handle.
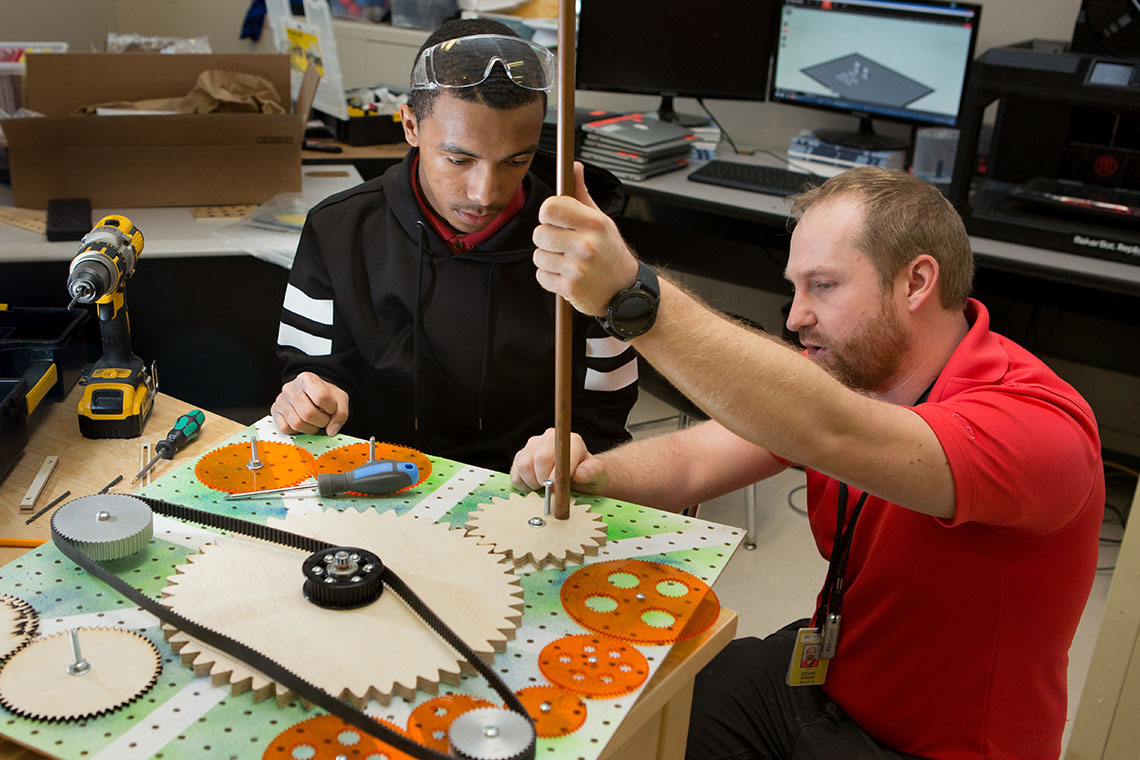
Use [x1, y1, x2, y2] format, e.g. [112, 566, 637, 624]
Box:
[224, 460, 419, 500]
[132, 409, 205, 483]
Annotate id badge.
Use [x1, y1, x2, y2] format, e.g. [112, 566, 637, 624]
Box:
[786, 627, 829, 686]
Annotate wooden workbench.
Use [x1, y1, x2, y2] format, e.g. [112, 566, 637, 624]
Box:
[0, 386, 736, 760]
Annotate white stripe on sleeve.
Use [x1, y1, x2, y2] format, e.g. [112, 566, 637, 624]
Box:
[584, 356, 638, 392]
[283, 283, 334, 325]
[278, 322, 332, 356]
[586, 336, 631, 359]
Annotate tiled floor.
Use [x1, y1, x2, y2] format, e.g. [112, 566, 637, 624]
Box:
[627, 391, 1118, 757]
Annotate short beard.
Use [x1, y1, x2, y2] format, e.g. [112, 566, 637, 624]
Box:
[816, 297, 910, 394]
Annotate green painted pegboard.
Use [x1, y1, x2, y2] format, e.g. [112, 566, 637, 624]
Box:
[0, 417, 743, 760]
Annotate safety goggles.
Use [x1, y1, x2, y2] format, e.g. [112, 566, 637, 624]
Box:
[411, 34, 556, 92]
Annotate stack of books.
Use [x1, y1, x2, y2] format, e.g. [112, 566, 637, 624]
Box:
[577, 113, 695, 181]
[688, 121, 722, 161]
[786, 131, 907, 175]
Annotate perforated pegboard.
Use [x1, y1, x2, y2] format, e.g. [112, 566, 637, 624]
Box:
[0, 418, 743, 760]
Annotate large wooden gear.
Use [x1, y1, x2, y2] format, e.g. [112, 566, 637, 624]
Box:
[465, 492, 607, 571]
[0, 627, 160, 721]
[161, 508, 525, 706]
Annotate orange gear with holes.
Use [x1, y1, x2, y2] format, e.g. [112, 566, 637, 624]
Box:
[407, 694, 496, 753]
[262, 714, 415, 760]
[560, 559, 721, 644]
[312, 442, 432, 495]
[538, 634, 649, 699]
[195, 441, 316, 494]
[515, 685, 588, 737]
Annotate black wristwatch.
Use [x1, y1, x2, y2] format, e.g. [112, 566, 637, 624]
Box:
[596, 261, 660, 341]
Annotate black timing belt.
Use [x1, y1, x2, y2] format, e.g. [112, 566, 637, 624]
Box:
[49, 495, 535, 760]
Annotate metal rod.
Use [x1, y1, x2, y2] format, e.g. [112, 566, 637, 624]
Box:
[543, 479, 554, 516]
[24, 490, 71, 525]
[552, 0, 577, 522]
[368, 436, 376, 463]
[247, 437, 263, 470]
[97, 475, 122, 494]
[225, 481, 317, 500]
[66, 628, 90, 676]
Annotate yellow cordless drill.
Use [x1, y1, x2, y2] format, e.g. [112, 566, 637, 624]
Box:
[67, 215, 156, 439]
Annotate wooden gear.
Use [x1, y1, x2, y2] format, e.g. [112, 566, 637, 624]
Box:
[0, 627, 160, 721]
[194, 440, 316, 493]
[0, 595, 38, 661]
[465, 492, 606, 570]
[161, 508, 525, 707]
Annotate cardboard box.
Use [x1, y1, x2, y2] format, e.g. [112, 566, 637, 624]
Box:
[1, 53, 316, 209]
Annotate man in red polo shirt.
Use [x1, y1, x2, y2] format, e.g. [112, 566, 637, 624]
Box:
[271, 19, 636, 472]
[511, 167, 1103, 758]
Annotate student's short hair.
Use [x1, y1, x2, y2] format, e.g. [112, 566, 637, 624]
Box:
[790, 168, 975, 309]
[408, 18, 548, 120]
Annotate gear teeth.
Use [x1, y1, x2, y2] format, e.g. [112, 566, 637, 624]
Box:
[194, 440, 316, 494]
[0, 595, 39, 661]
[537, 634, 649, 699]
[466, 492, 606, 571]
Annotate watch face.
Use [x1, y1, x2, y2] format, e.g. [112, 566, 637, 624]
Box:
[611, 291, 655, 338]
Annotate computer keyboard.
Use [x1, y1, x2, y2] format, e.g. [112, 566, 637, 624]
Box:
[687, 160, 818, 196]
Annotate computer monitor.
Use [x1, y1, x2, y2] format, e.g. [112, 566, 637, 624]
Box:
[770, 0, 981, 150]
[576, 0, 780, 126]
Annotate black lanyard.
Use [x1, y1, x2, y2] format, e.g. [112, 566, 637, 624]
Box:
[812, 383, 934, 628]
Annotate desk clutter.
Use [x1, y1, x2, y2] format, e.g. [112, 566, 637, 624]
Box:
[0, 417, 741, 759]
[577, 113, 696, 181]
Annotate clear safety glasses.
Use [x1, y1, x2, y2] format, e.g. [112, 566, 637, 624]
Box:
[411, 34, 556, 92]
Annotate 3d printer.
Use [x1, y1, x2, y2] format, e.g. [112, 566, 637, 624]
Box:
[949, 0, 1140, 266]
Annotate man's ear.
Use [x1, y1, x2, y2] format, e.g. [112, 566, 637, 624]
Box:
[903, 254, 940, 312]
[399, 104, 419, 147]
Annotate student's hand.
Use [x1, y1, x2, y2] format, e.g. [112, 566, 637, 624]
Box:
[510, 428, 608, 494]
[271, 372, 350, 436]
[533, 161, 641, 316]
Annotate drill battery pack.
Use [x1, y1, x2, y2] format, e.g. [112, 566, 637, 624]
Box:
[76, 367, 154, 439]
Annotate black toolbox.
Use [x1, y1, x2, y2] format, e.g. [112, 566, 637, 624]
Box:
[0, 378, 28, 482]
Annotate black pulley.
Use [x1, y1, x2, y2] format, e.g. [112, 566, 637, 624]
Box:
[302, 546, 385, 609]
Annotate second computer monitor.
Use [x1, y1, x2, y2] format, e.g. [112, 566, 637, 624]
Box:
[770, 0, 981, 148]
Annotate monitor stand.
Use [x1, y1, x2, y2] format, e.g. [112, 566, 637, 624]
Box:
[655, 95, 710, 128]
[814, 115, 908, 151]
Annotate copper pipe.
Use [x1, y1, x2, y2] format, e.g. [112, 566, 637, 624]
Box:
[553, 0, 576, 521]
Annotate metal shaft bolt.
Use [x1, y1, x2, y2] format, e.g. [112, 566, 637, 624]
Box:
[543, 478, 554, 516]
[66, 628, 90, 676]
[247, 438, 263, 471]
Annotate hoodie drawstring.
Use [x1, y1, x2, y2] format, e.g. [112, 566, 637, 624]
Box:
[413, 220, 428, 434]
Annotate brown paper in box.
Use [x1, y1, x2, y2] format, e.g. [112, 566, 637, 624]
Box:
[1, 54, 318, 209]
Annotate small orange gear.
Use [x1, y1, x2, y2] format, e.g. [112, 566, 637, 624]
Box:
[560, 559, 721, 645]
[515, 685, 588, 737]
[538, 634, 649, 699]
[195, 440, 316, 494]
[312, 442, 432, 495]
[262, 714, 416, 760]
[407, 694, 496, 753]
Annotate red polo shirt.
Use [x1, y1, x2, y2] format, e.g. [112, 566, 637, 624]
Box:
[800, 299, 1103, 758]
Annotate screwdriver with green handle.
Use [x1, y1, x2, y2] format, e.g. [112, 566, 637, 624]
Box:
[132, 409, 205, 483]
[224, 460, 419, 500]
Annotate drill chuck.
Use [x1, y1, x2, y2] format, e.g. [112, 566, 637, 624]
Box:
[67, 258, 116, 305]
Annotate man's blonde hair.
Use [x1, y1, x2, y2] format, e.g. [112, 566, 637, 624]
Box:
[790, 168, 974, 309]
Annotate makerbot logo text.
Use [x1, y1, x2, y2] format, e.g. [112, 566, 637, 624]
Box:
[1073, 235, 1140, 258]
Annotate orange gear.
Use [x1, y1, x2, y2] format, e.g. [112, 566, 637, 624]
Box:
[262, 714, 416, 760]
[407, 694, 496, 753]
[560, 559, 721, 645]
[312, 442, 432, 495]
[195, 440, 316, 494]
[515, 685, 588, 737]
[538, 634, 649, 699]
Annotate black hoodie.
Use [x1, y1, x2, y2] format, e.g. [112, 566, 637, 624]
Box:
[277, 149, 637, 472]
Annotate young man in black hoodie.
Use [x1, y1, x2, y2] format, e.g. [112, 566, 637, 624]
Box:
[272, 18, 637, 472]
